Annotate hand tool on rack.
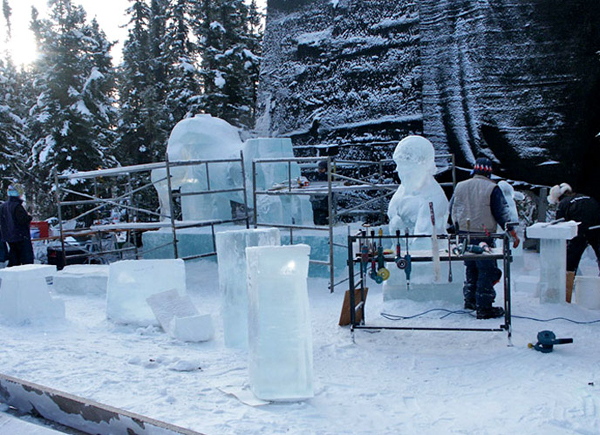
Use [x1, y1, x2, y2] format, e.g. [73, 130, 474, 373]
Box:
[369, 230, 383, 284]
[395, 229, 408, 269]
[376, 228, 390, 281]
[447, 234, 453, 282]
[429, 202, 441, 282]
[404, 229, 412, 290]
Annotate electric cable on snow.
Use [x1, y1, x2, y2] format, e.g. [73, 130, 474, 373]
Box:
[381, 309, 600, 324]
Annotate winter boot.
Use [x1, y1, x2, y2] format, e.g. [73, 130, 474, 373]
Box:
[464, 300, 476, 310]
[476, 306, 505, 319]
[566, 271, 576, 303]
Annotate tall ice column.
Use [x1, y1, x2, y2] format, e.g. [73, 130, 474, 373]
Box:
[215, 228, 280, 348]
[246, 244, 313, 401]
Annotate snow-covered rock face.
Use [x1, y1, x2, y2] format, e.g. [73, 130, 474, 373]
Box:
[260, 0, 600, 194]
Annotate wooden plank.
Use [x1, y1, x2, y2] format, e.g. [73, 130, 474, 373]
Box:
[339, 287, 368, 326]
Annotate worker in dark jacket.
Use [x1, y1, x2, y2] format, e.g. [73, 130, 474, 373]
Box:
[0, 185, 34, 267]
[548, 183, 600, 303]
[450, 158, 520, 319]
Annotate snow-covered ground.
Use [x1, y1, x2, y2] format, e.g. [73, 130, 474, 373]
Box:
[1, 249, 599, 434]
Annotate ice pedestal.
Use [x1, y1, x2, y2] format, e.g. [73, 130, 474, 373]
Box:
[246, 244, 313, 402]
[106, 259, 186, 326]
[216, 228, 281, 349]
[527, 221, 578, 303]
[0, 264, 64, 324]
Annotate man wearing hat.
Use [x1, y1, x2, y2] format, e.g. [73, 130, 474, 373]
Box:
[0, 185, 34, 266]
[450, 157, 520, 319]
[547, 183, 600, 302]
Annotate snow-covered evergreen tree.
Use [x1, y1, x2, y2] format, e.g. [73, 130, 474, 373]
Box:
[163, 0, 202, 122]
[116, 0, 171, 167]
[0, 58, 29, 191]
[193, 0, 262, 129]
[28, 0, 117, 217]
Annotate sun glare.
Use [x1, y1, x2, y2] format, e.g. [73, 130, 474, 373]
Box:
[7, 35, 39, 67]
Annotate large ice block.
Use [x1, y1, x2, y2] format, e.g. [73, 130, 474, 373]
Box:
[146, 288, 214, 342]
[215, 228, 281, 348]
[0, 264, 64, 324]
[246, 244, 313, 402]
[106, 259, 186, 326]
[51, 264, 109, 295]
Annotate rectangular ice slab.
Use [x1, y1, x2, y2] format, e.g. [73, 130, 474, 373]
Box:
[216, 228, 281, 348]
[106, 259, 186, 326]
[51, 264, 109, 295]
[146, 288, 214, 342]
[246, 244, 313, 402]
[526, 221, 579, 240]
[0, 264, 64, 324]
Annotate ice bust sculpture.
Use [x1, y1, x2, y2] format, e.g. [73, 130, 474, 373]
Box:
[383, 135, 463, 302]
[387, 135, 448, 245]
[151, 114, 313, 225]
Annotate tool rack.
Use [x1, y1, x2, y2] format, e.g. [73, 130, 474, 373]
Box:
[347, 231, 514, 338]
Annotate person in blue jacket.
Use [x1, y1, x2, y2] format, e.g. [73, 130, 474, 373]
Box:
[450, 158, 520, 319]
[0, 185, 34, 267]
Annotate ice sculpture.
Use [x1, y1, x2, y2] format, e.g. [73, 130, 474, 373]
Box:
[383, 135, 462, 302]
[387, 135, 448, 244]
[152, 114, 313, 225]
[497, 180, 523, 226]
[246, 244, 313, 401]
[215, 227, 281, 348]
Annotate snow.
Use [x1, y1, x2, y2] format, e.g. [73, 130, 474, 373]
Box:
[0, 249, 600, 433]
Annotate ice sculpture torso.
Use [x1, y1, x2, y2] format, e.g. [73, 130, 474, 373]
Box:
[387, 135, 448, 249]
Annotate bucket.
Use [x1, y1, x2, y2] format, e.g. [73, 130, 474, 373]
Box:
[574, 276, 600, 310]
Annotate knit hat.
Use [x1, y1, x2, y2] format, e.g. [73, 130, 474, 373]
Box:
[471, 157, 493, 177]
[547, 182, 572, 205]
[317, 160, 328, 171]
[7, 185, 20, 197]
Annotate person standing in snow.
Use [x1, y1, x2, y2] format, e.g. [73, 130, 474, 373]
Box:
[450, 158, 520, 319]
[0, 185, 34, 267]
[547, 183, 600, 303]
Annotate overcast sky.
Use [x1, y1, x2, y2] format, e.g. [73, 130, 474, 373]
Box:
[1, 0, 266, 66]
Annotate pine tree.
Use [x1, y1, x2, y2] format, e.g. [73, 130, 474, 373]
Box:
[28, 0, 117, 217]
[193, 0, 263, 129]
[163, 0, 202, 122]
[116, 0, 171, 167]
[0, 59, 29, 191]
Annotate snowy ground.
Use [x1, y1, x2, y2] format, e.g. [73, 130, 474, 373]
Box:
[1, 250, 600, 435]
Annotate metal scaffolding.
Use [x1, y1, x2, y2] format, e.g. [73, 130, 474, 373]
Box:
[251, 154, 455, 292]
[53, 153, 249, 268]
